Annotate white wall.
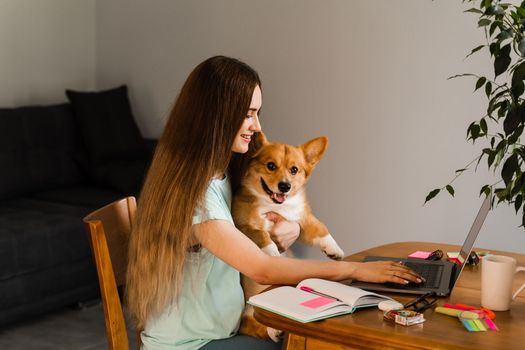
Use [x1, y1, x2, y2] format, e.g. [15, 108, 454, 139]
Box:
[0, 0, 96, 107]
[100, 0, 524, 257]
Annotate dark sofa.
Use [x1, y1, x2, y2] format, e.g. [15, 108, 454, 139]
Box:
[0, 86, 154, 327]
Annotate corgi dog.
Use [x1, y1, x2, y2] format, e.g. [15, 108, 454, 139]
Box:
[232, 132, 345, 342]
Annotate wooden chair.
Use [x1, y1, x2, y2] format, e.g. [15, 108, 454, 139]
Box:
[83, 197, 137, 350]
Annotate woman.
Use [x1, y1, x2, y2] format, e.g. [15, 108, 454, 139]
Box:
[126, 56, 421, 350]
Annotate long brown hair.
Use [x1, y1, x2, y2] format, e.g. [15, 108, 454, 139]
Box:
[126, 56, 262, 329]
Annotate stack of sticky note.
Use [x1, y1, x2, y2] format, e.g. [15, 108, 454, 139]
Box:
[460, 317, 498, 332]
[446, 252, 461, 264]
[435, 304, 499, 332]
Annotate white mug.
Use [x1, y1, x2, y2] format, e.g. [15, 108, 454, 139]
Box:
[481, 255, 525, 311]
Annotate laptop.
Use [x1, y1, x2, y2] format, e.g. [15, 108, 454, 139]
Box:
[351, 194, 491, 296]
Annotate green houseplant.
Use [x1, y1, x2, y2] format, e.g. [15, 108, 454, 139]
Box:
[426, 0, 525, 227]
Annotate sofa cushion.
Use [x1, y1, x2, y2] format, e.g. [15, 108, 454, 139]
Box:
[92, 159, 149, 194]
[65, 85, 148, 165]
[0, 104, 86, 200]
[0, 260, 99, 327]
[30, 185, 125, 208]
[0, 198, 94, 282]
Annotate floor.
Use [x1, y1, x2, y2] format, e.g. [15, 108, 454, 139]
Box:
[0, 301, 138, 350]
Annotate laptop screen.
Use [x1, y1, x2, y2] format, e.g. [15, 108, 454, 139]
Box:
[450, 194, 491, 288]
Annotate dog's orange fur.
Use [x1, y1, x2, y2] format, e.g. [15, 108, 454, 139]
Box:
[232, 132, 344, 341]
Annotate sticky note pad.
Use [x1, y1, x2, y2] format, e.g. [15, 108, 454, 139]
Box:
[484, 318, 499, 331]
[300, 296, 335, 309]
[447, 252, 460, 264]
[462, 320, 476, 332]
[408, 251, 431, 259]
[473, 319, 487, 331]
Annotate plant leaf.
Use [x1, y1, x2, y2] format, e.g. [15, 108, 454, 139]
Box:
[511, 173, 524, 196]
[497, 30, 512, 42]
[475, 77, 487, 91]
[512, 61, 525, 98]
[424, 189, 441, 204]
[485, 81, 492, 97]
[465, 45, 485, 59]
[469, 124, 481, 141]
[502, 153, 519, 186]
[480, 118, 488, 134]
[489, 42, 500, 57]
[508, 124, 524, 145]
[494, 44, 512, 78]
[464, 8, 484, 14]
[478, 18, 492, 27]
[498, 100, 509, 119]
[446, 185, 455, 197]
[515, 194, 523, 213]
[488, 149, 497, 169]
[504, 104, 523, 135]
[480, 184, 490, 197]
[495, 187, 508, 203]
[489, 21, 499, 36]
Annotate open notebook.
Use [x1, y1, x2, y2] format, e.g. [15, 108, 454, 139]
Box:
[247, 278, 392, 323]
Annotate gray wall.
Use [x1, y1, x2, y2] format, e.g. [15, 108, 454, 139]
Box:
[0, 0, 96, 106]
[96, 0, 525, 258]
[3, 0, 523, 258]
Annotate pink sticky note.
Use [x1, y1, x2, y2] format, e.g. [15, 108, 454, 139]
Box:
[300, 296, 336, 309]
[408, 251, 431, 259]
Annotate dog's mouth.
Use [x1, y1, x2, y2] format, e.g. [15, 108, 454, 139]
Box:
[260, 178, 287, 204]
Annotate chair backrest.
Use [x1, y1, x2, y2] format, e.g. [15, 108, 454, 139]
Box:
[83, 197, 136, 350]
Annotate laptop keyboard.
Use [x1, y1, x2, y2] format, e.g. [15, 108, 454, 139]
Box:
[404, 262, 443, 288]
[384, 262, 443, 289]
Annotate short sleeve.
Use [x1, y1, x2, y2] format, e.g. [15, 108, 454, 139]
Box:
[192, 180, 233, 225]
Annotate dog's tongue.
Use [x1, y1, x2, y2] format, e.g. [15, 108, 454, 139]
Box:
[271, 193, 286, 203]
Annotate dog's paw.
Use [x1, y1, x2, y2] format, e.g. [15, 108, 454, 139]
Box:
[267, 327, 284, 342]
[261, 243, 281, 256]
[320, 234, 345, 260]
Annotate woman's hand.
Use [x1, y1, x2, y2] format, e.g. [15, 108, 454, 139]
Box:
[351, 261, 424, 285]
[265, 212, 300, 252]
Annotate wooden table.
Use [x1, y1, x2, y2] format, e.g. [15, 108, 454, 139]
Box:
[253, 242, 525, 350]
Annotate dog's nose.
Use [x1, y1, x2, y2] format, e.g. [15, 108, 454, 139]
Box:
[278, 182, 291, 193]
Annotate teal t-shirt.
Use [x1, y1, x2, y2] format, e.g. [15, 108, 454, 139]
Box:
[141, 176, 245, 350]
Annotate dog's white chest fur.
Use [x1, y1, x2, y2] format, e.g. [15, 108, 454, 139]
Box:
[252, 191, 305, 230]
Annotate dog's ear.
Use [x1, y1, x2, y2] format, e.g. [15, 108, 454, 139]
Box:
[248, 132, 269, 158]
[254, 131, 269, 146]
[299, 136, 328, 175]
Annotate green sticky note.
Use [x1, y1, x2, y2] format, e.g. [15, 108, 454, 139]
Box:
[473, 319, 487, 331]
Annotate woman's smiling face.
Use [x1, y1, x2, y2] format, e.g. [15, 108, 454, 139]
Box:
[231, 85, 262, 154]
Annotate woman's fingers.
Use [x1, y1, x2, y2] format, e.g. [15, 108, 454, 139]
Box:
[385, 262, 424, 284]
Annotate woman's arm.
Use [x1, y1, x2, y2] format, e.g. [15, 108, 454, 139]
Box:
[194, 220, 422, 285]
